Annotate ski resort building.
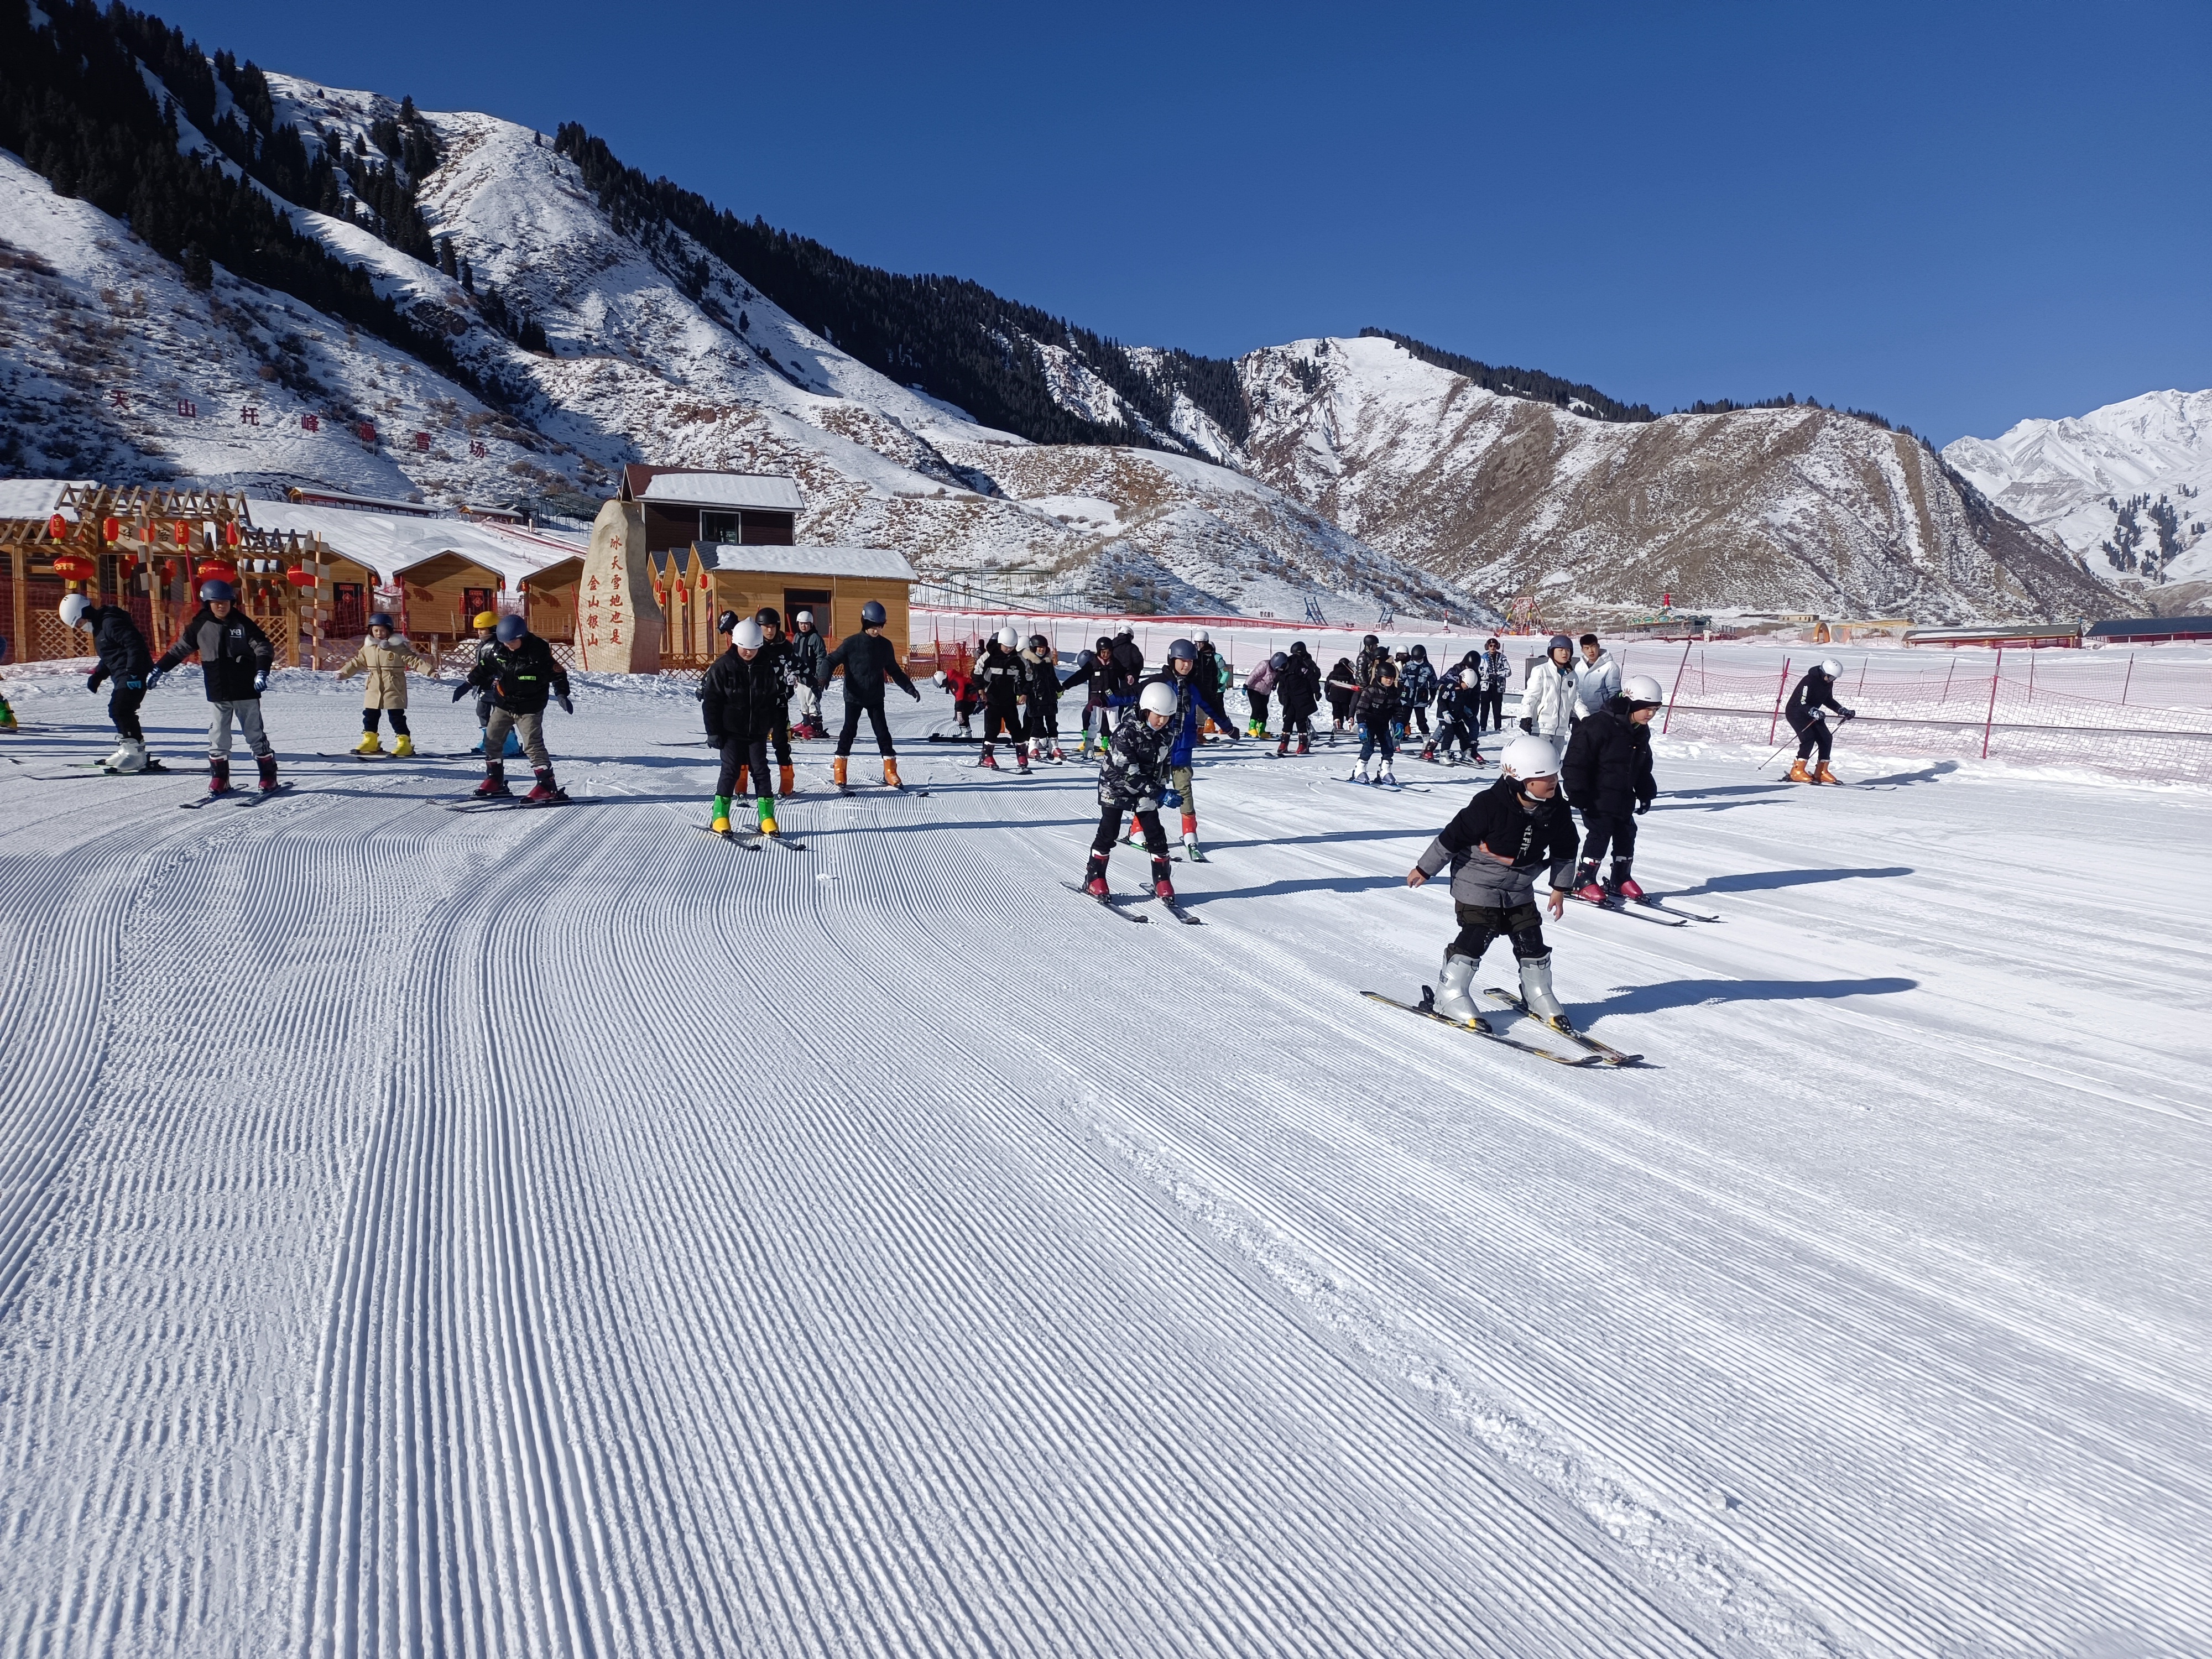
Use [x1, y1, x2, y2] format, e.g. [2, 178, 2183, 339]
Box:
[2084, 615, 2212, 645]
[620, 466, 801, 551]
[702, 543, 919, 661]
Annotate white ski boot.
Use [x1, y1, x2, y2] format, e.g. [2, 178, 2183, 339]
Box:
[1518, 952, 1571, 1027]
[1434, 954, 1480, 1024]
[1183, 831, 1206, 864]
[102, 738, 148, 774]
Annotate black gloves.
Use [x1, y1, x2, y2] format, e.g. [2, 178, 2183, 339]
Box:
[86, 673, 101, 693]
[908, 687, 921, 701]
[451, 681, 471, 702]
[1519, 717, 1532, 734]
[555, 693, 573, 714]
[1635, 798, 1651, 816]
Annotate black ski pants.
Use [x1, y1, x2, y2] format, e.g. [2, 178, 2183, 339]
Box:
[982, 702, 1024, 748]
[108, 684, 145, 742]
[1788, 709, 1833, 760]
[362, 707, 412, 735]
[1579, 810, 1637, 868]
[1434, 716, 1478, 757]
[836, 692, 897, 757]
[769, 704, 792, 766]
[1478, 687, 1504, 731]
[717, 735, 771, 799]
[1089, 803, 1170, 867]
[1448, 900, 1549, 964]
[1026, 701, 1059, 747]
[1247, 690, 1269, 732]
[1410, 702, 1431, 736]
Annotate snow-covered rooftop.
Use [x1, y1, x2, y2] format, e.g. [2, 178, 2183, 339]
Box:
[0, 479, 94, 521]
[640, 473, 805, 513]
[704, 543, 917, 581]
[249, 501, 585, 585]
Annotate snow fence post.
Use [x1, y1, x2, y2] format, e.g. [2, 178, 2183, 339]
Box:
[1767, 658, 1792, 745]
[2121, 653, 2133, 706]
[1662, 637, 1692, 734]
[1983, 646, 2002, 760]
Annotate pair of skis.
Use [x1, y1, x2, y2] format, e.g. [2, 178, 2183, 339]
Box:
[444, 792, 583, 814]
[1568, 890, 1720, 927]
[178, 782, 295, 810]
[1065, 883, 1202, 925]
[697, 825, 808, 852]
[1362, 984, 1642, 1067]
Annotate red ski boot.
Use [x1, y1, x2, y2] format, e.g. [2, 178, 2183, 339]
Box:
[1084, 874, 1110, 899]
[525, 767, 566, 803]
[977, 747, 999, 769]
[207, 757, 231, 795]
[257, 754, 281, 792]
[474, 764, 510, 798]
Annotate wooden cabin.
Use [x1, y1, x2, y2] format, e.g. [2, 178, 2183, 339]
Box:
[394, 549, 512, 640]
[622, 466, 800, 552]
[522, 557, 583, 643]
[703, 545, 918, 662]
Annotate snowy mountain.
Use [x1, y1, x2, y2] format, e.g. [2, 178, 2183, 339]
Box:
[1215, 336, 2120, 623]
[1942, 390, 2212, 603]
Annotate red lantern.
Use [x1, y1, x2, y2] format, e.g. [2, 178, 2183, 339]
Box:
[48, 513, 67, 539]
[173, 522, 190, 548]
[195, 560, 238, 585]
[102, 517, 120, 543]
[697, 570, 708, 593]
[222, 523, 241, 548]
[286, 567, 317, 589]
[51, 554, 97, 581]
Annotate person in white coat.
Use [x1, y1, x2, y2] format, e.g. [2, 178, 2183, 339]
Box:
[1572, 633, 1621, 721]
[1520, 634, 1580, 742]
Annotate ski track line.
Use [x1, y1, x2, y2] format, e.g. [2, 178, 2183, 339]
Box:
[979, 766, 2212, 1656]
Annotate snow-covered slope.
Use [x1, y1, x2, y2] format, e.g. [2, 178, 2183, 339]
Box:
[1225, 336, 2123, 622]
[1943, 389, 2212, 593]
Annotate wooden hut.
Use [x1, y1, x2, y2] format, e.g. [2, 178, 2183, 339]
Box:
[703, 545, 918, 660]
[621, 467, 801, 551]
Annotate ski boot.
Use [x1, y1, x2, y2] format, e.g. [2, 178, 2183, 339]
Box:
[978, 746, 999, 769]
[1610, 859, 1645, 901]
[1297, 734, 1311, 755]
[756, 796, 778, 836]
[732, 765, 749, 796]
[1182, 816, 1205, 863]
[257, 754, 280, 793]
[1787, 758, 1812, 783]
[207, 756, 232, 796]
[1377, 763, 1397, 787]
[502, 729, 524, 759]
[779, 763, 796, 797]
[393, 734, 415, 758]
[1519, 952, 1572, 1029]
[1015, 744, 1031, 776]
[102, 738, 148, 774]
[1084, 873, 1110, 899]
[711, 794, 732, 834]
[833, 756, 848, 789]
[1814, 761, 1840, 785]
[1350, 760, 1370, 785]
[1420, 744, 1436, 763]
[475, 763, 511, 799]
[1151, 859, 1175, 901]
[0, 696, 16, 731]
[1571, 859, 1607, 904]
[352, 730, 382, 756]
[525, 767, 565, 804]
[1051, 746, 1067, 763]
[1275, 736, 1290, 757]
[1125, 815, 1147, 849]
[883, 757, 902, 788]
[1433, 953, 1483, 1026]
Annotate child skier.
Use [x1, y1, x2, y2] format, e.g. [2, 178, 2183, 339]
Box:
[1055, 639, 1115, 755]
[1135, 638, 1238, 860]
[1520, 633, 1579, 743]
[1352, 660, 1403, 785]
[454, 614, 572, 801]
[1426, 667, 1484, 765]
[337, 611, 429, 757]
[1573, 633, 1621, 723]
[826, 599, 920, 789]
[464, 611, 519, 757]
[1559, 674, 1662, 900]
[1083, 679, 1183, 901]
[1243, 651, 1281, 740]
[1276, 643, 1320, 754]
[1785, 659, 1856, 782]
[754, 606, 798, 796]
[931, 661, 979, 738]
[1325, 656, 1359, 740]
[1401, 645, 1437, 740]
[702, 615, 784, 836]
[975, 626, 1031, 771]
[1022, 633, 1067, 761]
[1403, 733, 1580, 1032]
[148, 578, 280, 795]
[60, 592, 156, 772]
[790, 608, 830, 738]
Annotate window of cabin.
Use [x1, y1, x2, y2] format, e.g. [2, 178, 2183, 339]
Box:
[700, 510, 742, 544]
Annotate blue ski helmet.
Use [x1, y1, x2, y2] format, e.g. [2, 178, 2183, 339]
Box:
[495, 615, 526, 644]
[1270, 651, 1288, 670]
[860, 599, 886, 627]
[199, 579, 234, 603]
[368, 611, 395, 632]
[1166, 638, 1197, 664]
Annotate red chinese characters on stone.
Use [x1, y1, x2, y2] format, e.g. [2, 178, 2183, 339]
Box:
[301, 414, 320, 432]
[413, 430, 430, 452]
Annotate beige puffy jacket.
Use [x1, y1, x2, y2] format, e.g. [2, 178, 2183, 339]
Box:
[337, 635, 429, 709]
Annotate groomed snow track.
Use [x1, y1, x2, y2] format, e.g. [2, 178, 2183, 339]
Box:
[1, 676, 2207, 1658]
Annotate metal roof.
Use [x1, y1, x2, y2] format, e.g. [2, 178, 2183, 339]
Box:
[639, 473, 805, 513]
[705, 544, 917, 581]
[2085, 617, 2212, 639]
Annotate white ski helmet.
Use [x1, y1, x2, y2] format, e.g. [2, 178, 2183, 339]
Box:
[1500, 733, 1560, 780]
[1138, 680, 1180, 718]
[1459, 667, 1478, 688]
[1818, 659, 1842, 677]
[59, 593, 92, 629]
[794, 609, 813, 625]
[1194, 628, 1210, 644]
[932, 669, 947, 686]
[732, 618, 766, 650]
[1623, 674, 1665, 707]
[995, 625, 1019, 649]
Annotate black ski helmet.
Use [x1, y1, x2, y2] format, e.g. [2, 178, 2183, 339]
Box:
[861, 599, 886, 627]
[1270, 651, 1288, 670]
[1077, 649, 1097, 667]
[1028, 633, 1049, 651]
[495, 615, 526, 643]
[368, 611, 395, 632]
[755, 605, 780, 628]
[1095, 635, 1113, 654]
[199, 579, 235, 603]
[1363, 633, 1378, 648]
[1410, 643, 1427, 659]
[715, 609, 740, 635]
[1290, 640, 1308, 656]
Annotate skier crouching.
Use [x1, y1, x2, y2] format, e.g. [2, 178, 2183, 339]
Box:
[455, 614, 572, 800]
[1404, 734, 1579, 1031]
[702, 615, 784, 836]
[60, 592, 156, 772]
[1785, 658, 1855, 783]
[1560, 674, 1662, 901]
[1084, 680, 1182, 900]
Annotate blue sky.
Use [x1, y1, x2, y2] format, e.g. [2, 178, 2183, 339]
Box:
[163, 0, 2208, 444]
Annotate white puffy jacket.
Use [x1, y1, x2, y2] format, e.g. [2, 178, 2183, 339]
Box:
[1573, 650, 1621, 718]
[1522, 659, 1580, 740]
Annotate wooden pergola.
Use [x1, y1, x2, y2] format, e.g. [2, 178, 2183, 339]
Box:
[0, 483, 345, 667]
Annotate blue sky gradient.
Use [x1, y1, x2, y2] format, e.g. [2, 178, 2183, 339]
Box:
[154, 0, 2209, 444]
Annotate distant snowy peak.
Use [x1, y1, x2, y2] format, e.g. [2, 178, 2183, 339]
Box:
[1943, 389, 2212, 586]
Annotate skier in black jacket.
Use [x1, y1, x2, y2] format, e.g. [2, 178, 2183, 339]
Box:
[149, 580, 279, 794]
[973, 627, 1031, 771]
[754, 607, 798, 797]
[1101, 626, 1146, 733]
[1021, 634, 1066, 762]
[826, 599, 920, 789]
[1785, 659, 1855, 784]
[1351, 664, 1403, 785]
[1405, 733, 1580, 1030]
[61, 593, 156, 772]
[455, 614, 572, 801]
[1324, 656, 1359, 738]
[1057, 636, 1117, 755]
[1275, 641, 1321, 754]
[702, 614, 788, 836]
[1083, 679, 1183, 902]
[789, 608, 831, 737]
[1560, 676, 1662, 900]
